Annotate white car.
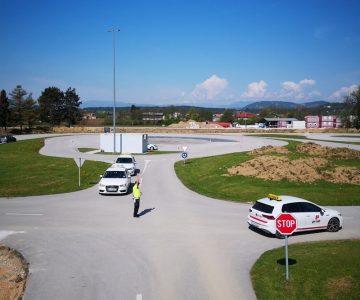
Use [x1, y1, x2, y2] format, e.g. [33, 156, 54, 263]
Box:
[113, 154, 137, 176]
[147, 143, 158, 151]
[98, 166, 131, 195]
[247, 194, 343, 238]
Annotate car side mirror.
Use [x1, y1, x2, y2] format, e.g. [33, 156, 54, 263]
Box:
[320, 209, 325, 216]
[99, 175, 103, 178]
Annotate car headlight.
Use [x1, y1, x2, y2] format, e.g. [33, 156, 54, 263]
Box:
[99, 183, 105, 188]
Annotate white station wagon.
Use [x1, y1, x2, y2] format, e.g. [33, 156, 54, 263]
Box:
[98, 166, 131, 195]
[247, 194, 343, 238]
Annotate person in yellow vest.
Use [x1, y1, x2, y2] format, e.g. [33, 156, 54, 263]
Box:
[132, 181, 142, 217]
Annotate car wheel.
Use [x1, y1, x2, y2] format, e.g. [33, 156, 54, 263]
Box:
[327, 217, 340, 232]
[275, 231, 285, 239]
[150, 146, 154, 150]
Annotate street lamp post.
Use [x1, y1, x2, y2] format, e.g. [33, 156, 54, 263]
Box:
[108, 27, 120, 153]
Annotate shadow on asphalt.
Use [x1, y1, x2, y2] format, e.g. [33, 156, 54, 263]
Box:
[138, 208, 155, 217]
[248, 225, 341, 239]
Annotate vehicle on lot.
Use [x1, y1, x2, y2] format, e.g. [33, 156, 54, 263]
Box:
[98, 166, 131, 195]
[247, 194, 343, 238]
[0, 135, 16, 143]
[113, 154, 137, 176]
[147, 143, 158, 151]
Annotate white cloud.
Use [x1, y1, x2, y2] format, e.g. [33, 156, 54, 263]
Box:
[330, 84, 358, 99]
[241, 80, 268, 98]
[192, 75, 228, 100]
[281, 79, 315, 92]
[278, 78, 318, 100]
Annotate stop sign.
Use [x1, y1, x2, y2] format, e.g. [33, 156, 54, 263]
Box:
[276, 213, 297, 235]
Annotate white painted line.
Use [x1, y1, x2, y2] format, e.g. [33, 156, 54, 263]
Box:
[136, 294, 142, 300]
[0, 230, 25, 241]
[142, 159, 151, 175]
[6, 213, 43, 216]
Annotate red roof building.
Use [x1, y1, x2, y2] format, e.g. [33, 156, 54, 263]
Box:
[235, 111, 256, 119]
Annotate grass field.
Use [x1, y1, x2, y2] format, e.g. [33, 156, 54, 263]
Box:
[174, 141, 360, 205]
[245, 133, 360, 145]
[251, 239, 360, 300]
[0, 139, 110, 197]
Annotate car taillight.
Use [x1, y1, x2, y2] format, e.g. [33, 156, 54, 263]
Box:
[262, 214, 275, 220]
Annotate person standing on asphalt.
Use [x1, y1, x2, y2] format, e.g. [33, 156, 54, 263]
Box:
[132, 181, 142, 218]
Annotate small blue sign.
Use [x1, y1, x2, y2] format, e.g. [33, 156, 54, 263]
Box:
[181, 152, 188, 159]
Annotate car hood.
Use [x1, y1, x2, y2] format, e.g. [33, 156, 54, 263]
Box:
[99, 178, 128, 185]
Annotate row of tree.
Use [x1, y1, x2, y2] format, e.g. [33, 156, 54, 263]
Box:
[0, 85, 82, 131]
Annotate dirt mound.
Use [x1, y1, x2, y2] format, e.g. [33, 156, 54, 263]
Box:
[322, 167, 360, 185]
[0, 246, 28, 300]
[250, 145, 290, 155]
[228, 156, 327, 183]
[228, 143, 360, 185]
[297, 143, 360, 159]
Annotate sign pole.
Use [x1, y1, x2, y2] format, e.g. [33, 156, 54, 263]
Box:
[285, 235, 289, 281]
[78, 158, 81, 187]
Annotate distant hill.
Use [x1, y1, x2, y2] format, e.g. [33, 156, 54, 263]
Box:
[302, 101, 330, 108]
[243, 101, 300, 110]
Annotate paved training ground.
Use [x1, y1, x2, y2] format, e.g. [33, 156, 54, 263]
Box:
[1, 133, 360, 300]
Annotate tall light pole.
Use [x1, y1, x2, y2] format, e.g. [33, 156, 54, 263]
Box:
[108, 27, 120, 153]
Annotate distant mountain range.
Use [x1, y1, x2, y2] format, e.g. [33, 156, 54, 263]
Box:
[241, 100, 333, 110]
[82, 99, 342, 111]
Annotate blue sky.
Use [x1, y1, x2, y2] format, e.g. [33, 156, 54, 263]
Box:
[0, 0, 359, 107]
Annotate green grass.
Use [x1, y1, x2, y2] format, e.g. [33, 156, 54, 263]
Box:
[95, 151, 180, 155]
[246, 134, 360, 145]
[251, 240, 360, 300]
[0, 139, 110, 197]
[78, 148, 98, 153]
[174, 141, 360, 205]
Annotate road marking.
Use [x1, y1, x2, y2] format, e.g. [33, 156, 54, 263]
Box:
[142, 159, 151, 175]
[136, 294, 142, 300]
[0, 230, 25, 241]
[6, 213, 43, 216]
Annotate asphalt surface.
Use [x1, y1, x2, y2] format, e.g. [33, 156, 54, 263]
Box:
[1, 133, 360, 300]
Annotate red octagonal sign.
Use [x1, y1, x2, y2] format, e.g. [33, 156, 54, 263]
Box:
[276, 213, 297, 235]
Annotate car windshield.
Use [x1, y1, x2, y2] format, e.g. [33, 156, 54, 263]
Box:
[252, 201, 274, 214]
[116, 158, 133, 164]
[103, 171, 126, 178]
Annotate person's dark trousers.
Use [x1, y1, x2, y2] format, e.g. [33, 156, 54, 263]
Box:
[133, 199, 140, 217]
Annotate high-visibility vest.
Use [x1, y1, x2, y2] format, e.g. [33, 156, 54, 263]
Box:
[133, 184, 141, 199]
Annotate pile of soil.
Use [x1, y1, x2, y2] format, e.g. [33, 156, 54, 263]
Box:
[227, 144, 360, 185]
[228, 156, 327, 183]
[0, 246, 28, 300]
[297, 143, 360, 159]
[168, 120, 224, 129]
[250, 145, 290, 155]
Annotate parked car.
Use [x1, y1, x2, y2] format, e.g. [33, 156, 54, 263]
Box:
[0, 135, 16, 143]
[147, 143, 158, 151]
[113, 154, 137, 176]
[98, 166, 131, 195]
[247, 194, 343, 238]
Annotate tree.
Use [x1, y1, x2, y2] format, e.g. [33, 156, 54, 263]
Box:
[23, 93, 38, 130]
[38, 87, 64, 127]
[187, 107, 199, 121]
[343, 86, 360, 129]
[9, 85, 27, 131]
[129, 105, 143, 125]
[63, 87, 82, 127]
[220, 109, 235, 123]
[0, 90, 10, 130]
